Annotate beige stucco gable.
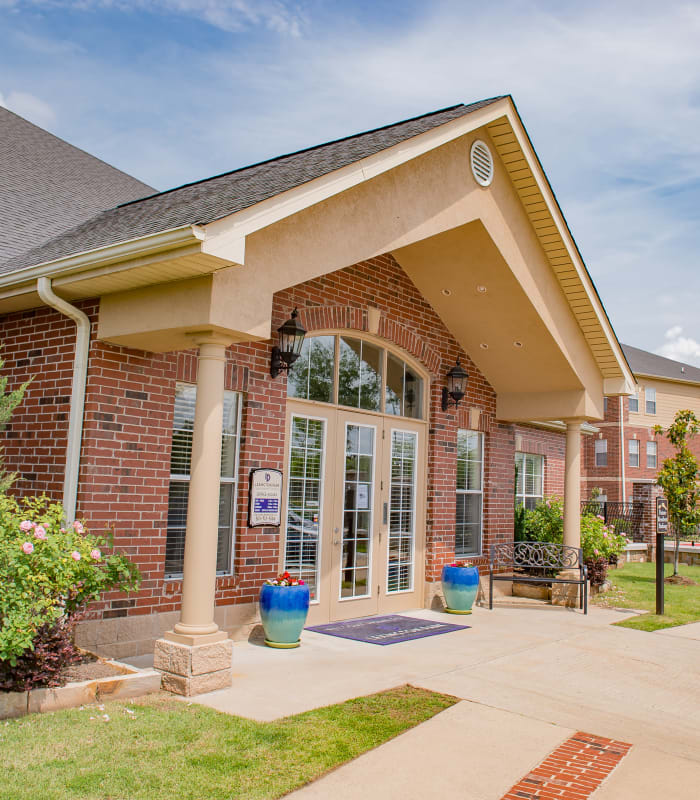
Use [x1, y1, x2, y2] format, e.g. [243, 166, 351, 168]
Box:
[0, 97, 634, 420]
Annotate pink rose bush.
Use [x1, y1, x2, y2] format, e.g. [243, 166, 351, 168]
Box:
[1, 494, 140, 688]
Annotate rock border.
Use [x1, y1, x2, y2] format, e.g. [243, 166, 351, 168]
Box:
[0, 658, 161, 720]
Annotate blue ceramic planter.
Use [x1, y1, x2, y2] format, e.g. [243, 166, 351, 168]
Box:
[259, 583, 310, 648]
[441, 564, 479, 614]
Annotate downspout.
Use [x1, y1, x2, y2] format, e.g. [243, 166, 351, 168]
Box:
[619, 396, 626, 503]
[36, 277, 90, 524]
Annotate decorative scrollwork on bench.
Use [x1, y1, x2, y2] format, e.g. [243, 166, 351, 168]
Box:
[490, 541, 581, 570]
[488, 540, 587, 614]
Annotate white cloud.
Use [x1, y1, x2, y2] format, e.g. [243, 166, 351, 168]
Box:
[2, 0, 305, 36]
[1, 0, 699, 356]
[0, 90, 56, 126]
[656, 327, 700, 367]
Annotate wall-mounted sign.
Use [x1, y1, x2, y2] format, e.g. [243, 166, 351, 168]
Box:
[656, 496, 669, 534]
[356, 483, 369, 510]
[248, 468, 283, 527]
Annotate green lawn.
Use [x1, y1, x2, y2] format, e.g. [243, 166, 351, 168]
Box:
[593, 561, 700, 631]
[0, 686, 456, 800]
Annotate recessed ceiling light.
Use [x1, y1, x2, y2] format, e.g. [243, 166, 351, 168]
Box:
[441, 288, 452, 296]
[480, 343, 489, 350]
[476, 285, 487, 294]
[513, 341, 523, 348]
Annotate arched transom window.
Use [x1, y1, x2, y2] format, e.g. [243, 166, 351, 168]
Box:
[288, 334, 425, 419]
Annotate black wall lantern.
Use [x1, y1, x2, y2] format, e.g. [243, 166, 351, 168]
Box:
[441, 357, 469, 411]
[270, 308, 306, 378]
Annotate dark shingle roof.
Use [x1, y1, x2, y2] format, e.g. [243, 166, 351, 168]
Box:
[0, 97, 505, 275]
[0, 107, 155, 265]
[622, 344, 700, 385]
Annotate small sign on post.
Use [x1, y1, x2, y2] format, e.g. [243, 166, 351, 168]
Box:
[248, 469, 283, 528]
[655, 496, 668, 615]
[656, 497, 669, 534]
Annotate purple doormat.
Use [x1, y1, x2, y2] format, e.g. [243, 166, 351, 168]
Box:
[305, 614, 469, 645]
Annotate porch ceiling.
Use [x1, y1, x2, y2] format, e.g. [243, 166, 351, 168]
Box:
[392, 222, 581, 396]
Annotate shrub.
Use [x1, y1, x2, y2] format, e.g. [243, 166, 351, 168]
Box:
[522, 497, 628, 585]
[580, 512, 628, 564]
[522, 497, 564, 543]
[0, 617, 81, 692]
[0, 494, 140, 687]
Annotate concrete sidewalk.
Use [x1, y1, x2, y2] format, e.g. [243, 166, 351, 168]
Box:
[190, 605, 700, 799]
[289, 701, 573, 799]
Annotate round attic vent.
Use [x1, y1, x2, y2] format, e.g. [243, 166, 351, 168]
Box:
[470, 140, 494, 187]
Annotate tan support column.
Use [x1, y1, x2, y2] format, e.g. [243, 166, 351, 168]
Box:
[155, 332, 234, 696]
[552, 419, 585, 608]
[563, 420, 583, 549]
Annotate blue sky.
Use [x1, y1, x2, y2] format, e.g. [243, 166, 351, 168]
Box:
[1, 0, 699, 364]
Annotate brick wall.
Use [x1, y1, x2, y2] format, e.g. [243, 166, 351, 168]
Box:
[513, 424, 567, 498]
[582, 395, 700, 502]
[0, 303, 85, 498]
[632, 481, 666, 548]
[1, 253, 519, 625]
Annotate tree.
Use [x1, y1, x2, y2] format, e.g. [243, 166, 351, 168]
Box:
[654, 410, 700, 577]
[0, 355, 29, 493]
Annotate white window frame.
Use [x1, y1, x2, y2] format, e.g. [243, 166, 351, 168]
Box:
[337, 419, 377, 601]
[594, 439, 608, 467]
[645, 387, 656, 415]
[515, 452, 544, 510]
[288, 333, 427, 420]
[646, 440, 657, 469]
[165, 383, 242, 579]
[629, 439, 639, 468]
[283, 413, 328, 605]
[386, 426, 418, 595]
[456, 430, 484, 557]
[628, 392, 639, 413]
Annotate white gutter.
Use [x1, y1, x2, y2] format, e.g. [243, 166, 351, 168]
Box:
[36, 277, 90, 524]
[619, 396, 626, 503]
[0, 225, 203, 292]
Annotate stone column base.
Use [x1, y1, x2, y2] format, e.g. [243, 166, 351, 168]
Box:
[551, 570, 586, 608]
[154, 635, 233, 696]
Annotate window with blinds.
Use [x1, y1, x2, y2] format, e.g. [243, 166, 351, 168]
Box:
[646, 440, 657, 469]
[594, 439, 608, 467]
[165, 383, 241, 578]
[456, 430, 484, 557]
[629, 439, 640, 467]
[515, 452, 544, 509]
[645, 387, 656, 415]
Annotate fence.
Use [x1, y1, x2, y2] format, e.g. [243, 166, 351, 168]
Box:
[580, 500, 645, 542]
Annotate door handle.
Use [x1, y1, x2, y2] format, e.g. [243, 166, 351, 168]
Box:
[382, 502, 388, 525]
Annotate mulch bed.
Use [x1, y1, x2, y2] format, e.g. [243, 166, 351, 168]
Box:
[61, 655, 125, 683]
[664, 575, 697, 586]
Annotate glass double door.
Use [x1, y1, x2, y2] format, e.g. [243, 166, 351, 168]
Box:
[283, 403, 425, 624]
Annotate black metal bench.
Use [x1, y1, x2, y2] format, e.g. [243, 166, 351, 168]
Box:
[488, 541, 588, 614]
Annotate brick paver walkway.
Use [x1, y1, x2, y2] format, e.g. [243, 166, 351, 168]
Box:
[501, 732, 632, 799]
